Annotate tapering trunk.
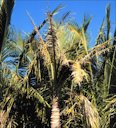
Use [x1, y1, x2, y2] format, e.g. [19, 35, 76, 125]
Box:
[47, 13, 61, 128]
[51, 97, 61, 128]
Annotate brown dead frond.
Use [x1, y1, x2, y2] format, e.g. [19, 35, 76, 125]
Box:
[71, 62, 88, 85]
[0, 110, 8, 128]
[79, 94, 100, 128]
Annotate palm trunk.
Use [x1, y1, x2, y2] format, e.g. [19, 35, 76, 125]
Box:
[47, 13, 61, 128]
[51, 97, 61, 128]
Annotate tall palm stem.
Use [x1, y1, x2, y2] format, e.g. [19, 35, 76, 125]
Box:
[47, 13, 61, 128]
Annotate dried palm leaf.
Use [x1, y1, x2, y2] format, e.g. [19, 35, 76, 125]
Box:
[71, 62, 88, 85]
[79, 94, 100, 128]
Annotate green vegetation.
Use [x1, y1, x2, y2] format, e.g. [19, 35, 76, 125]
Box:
[0, 1, 116, 128]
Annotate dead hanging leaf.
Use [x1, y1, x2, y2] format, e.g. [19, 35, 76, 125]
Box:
[71, 62, 88, 85]
[79, 94, 100, 128]
[0, 110, 8, 128]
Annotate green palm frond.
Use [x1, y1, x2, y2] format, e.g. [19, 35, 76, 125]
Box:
[96, 4, 111, 46]
[106, 4, 110, 40]
[51, 4, 64, 15]
[68, 23, 88, 54]
[61, 11, 71, 22]
[96, 18, 105, 45]
[83, 15, 92, 32]
[79, 38, 115, 63]
[0, 0, 14, 51]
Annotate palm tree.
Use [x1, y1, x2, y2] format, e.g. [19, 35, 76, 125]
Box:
[54, 4, 116, 128]
[0, 3, 116, 128]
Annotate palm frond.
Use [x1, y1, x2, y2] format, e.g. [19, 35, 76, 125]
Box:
[59, 11, 71, 25]
[0, 0, 14, 51]
[79, 38, 115, 63]
[71, 62, 88, 85]
[96, 18, 105, 45]
[83, 15, 92, 32]
[52, 4, 64, 15]
[79, 94, 100, 128]
[106, 4, 110, 40]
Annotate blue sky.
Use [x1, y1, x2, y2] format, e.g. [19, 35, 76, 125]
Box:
[11, 0, 116, 47]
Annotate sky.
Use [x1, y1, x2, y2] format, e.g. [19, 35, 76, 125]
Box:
[11, 0, 116, 47]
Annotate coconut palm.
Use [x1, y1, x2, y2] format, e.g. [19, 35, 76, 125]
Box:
[59, 5, 116, 128]
[0, 2, 116, 128]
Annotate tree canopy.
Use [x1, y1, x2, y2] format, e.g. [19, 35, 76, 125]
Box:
[0, 1, 116, 128]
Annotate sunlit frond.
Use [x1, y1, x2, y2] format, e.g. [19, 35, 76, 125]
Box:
[71, 62, 88, 85]
[79, 94, 100, 128]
